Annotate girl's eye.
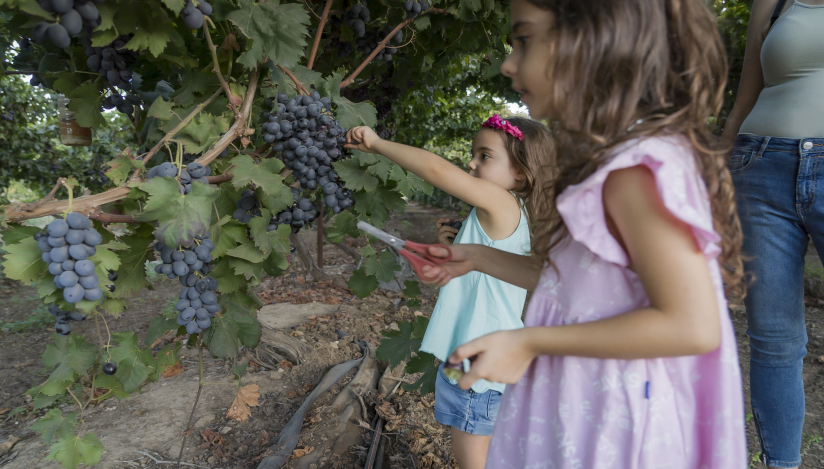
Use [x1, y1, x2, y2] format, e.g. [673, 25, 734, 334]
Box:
[482, 153, 491, 160]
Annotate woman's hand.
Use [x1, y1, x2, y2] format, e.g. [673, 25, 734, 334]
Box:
[435, 218, 458, 245]
[448, 329, 538, 390]
[419, 244, 477, 286]
[344, 126, 382, 153]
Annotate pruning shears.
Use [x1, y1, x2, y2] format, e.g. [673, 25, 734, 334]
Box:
[356, 221, 452, 279]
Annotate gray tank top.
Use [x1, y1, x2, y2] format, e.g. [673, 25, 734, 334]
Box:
[739, 0, 824, 139]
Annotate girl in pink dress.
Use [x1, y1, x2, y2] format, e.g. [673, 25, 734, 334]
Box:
[420, 0, 748, 467]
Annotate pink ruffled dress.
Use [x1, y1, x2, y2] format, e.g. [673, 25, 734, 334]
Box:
[485, 136, 746, 468]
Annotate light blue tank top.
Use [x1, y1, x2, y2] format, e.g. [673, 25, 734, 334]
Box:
[419, 204, 530, 393]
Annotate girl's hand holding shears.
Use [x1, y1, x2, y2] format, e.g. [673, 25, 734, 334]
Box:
[356, 221, 453, 280]
[447, 329, 538, 390]
[345, 126, 382, 153]
[419, 244, 477, 286]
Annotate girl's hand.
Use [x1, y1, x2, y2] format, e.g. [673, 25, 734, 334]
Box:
[435, 218, 458, 245]
[448, 329, 537, 390]
[419, 244, 476, 286]
[344, 126, 381, 153]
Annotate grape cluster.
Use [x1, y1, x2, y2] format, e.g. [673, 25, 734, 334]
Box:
[181, 0, 213, 29]
[445, 219, 463, 230]
[261, 91, 355, 213]
[85, 35, 138, 91]
[31, 0, 103, 49]
[102, 92, 142, 116]
[147, 161, 211, 195]
[404, 0, 429, 18]
[344, 2, 370, 37]
[175, 274, 220, 334]
[49, 304, 85, 336]
[268, 187, 319, 233]
[232, 189, 262, 223]
[356, 27, 402, 61]
[36, 212, 104, 304]
[153, 233, 215, 280]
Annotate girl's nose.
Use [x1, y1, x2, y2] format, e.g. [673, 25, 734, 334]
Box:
[467, 159, 476, 171]
[501, 52, 516, 77]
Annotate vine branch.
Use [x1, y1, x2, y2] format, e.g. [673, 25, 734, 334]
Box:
[3, 70, 37, 75]
[340, 8, 448, 88]
[203, 16, 241, 120]
[278, 65, 309, 96]
[307, 0, 334, 70]
[18, 178, 67, 212]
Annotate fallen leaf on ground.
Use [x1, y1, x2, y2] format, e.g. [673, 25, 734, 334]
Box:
[161, 363, 184, 378]
[0, 436, 21, 455]
[258, 430, 270, 447]
[292, 446, 314, 458]
[227, 384, 261, 422]
[279, 360, 293, 370]
[0, 408, 10, 416]
[199, 429, 224, 449]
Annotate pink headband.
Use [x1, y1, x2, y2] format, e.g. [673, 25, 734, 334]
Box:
[482, 114, 523, 141]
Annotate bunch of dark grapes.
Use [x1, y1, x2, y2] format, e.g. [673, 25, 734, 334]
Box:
[30, 0, 103, 49]
[101, 92, 142, 116]
[49, 304, 85, 336]
[36, 212, 104, 304]
[268, 187, 319, 233]
[175, 274, 220, 334]
[344, 2, 370, 37]
[85, 35, 138, 91]
[233, 189, 262, 223]
[181, 0, 213, 29]
[146, 161, 211, 195]
[260, 91, 355, 213]
[153, 232, 215, 280]
[403, 0, 429, 18]
[356, 27, 402, 61]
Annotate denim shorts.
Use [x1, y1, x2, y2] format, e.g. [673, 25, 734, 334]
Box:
[434, 362, 502, 436]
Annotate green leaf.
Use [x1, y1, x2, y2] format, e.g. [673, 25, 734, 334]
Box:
[104, 154, 140, 186]
[203, 301, 261, 358]
[334, 158, 378, 192]
[325, 212, 360, 244]
[318, 71, 377, 129]
[46, 433, 104, 469]
[231, 363, 248, 381]
[347, 267, 378, 298]
[161, 0, 186, 14]
[389, 165, 434, 197]
[151, 343, 182, 381]
[1, 237, 45, 284]
[366, 158, 394, 182]
[402, 352, 438, 396]
[211, 257, 249, 293]
[227, 240, 268, 264]
[135, 177, 219, 247]
[124, 19, 173, 57]
[67, 81, 105, 128]
[353, 184, 406, 224]
[0, 224, 40, 247]
[111, 235, 154, 299]
[365, 251, 401, 283]
[227, 0, 311, 70]
[42, 334, 98, 384]
[146, 96, 174, 120]
[31, 409, 78, 447]
[376, 319, 426, 368]
[92, 373, 131, 401]
[32, 392, 61, 410]
[360, 245, 376, 258]
[39, 379, 75, 396]
[211, 217, 247, 258]
[403, 280, 421, 299]
[258, 185, 294, 214]
[109, 332, 156, 393]
[144, 314, 179, 347]
[229, 155, 285, 195]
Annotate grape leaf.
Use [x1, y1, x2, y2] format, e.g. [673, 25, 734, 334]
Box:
[226, 383, 260, 422]
[31, 409, 77, 447]
[161, 0, 186, 14]
[215, 183, 244, 220]
[228, 256, 263, 281]
[144, 313, 179, 347]
[229, 155, 285, 195]
[403, 280, 421, 299]
[135, 176, 219, 247]
[211, 217, 247, 258]
[32, 392, 61, 410]
[248, 212, 290, 254]
[325, 211, 360, 244]
[211, 257, 249, 293]
[402, 352, 438, 396]
[360, 245, 376, 258]
[364, 251, 401, 283]
[334, 158, 379, 192]
[149, 343, 183, 381]
[347, 267, 378, 298]
[318, 71, 377, 129]
[0, 223, 39, 247]
[92, 373, 131, 401]
[353, 184, 406, 224]
[376, 319, 426, 368]
[227, 0, 311, 70]
[389, 165, 434, 197]
[111, 235, 154, 299]
[125, 18, 173, 57]
[100, 298, 127, 316]
[42, 334, 98, 384]
[67, 81, 105, 129]
[46, 433, 104, 469]
[227, 241, 268, 264]
[366, 158, 394, 182]
[174, 113, 230, 155]
[1, 237, 45, 284]
[104, 154, 141, 186]
[204, 301, 261, 358]
[257, 185, 294, 214]
[39, 379, 75, 396]
[109, 332, 156, 393]
[146, 96, 174, 120]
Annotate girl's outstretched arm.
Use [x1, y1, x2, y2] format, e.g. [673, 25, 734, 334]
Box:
[447, 165, 723, 389]
[344, 127, 519, 228]
[420, 244, 542, 291]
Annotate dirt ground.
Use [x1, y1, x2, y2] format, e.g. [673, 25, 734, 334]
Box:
[1, 201, 823, 469]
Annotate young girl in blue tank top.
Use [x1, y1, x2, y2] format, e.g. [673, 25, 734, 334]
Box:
[345, 116, 553, 468]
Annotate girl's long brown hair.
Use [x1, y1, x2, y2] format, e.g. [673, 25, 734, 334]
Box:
[526, 0, 744, 295]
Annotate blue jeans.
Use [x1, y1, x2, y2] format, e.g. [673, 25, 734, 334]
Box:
[731, 134, 824, 467]
[434, 363, 502, 436]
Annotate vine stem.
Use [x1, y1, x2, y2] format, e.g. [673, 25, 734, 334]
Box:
[175, 337, 205, 469]
[67, 387, 86, 432]
[2, 67, 260, 223]
[203, 16, 241, 120]
[340, 8, 448, 88]
[2, 70, 37, 75]
[307, 0, 335, 70]
[18, 177, 66, 212]
[279, 65, 309, 96]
